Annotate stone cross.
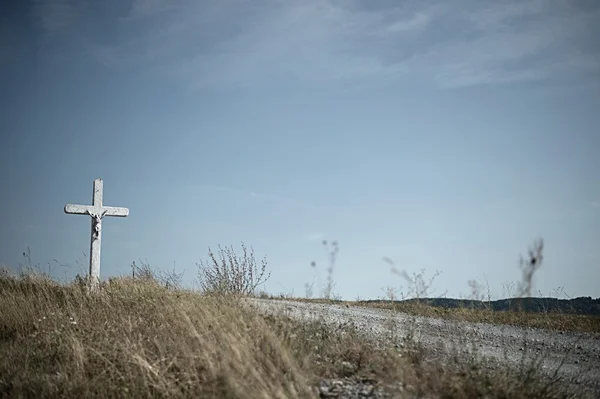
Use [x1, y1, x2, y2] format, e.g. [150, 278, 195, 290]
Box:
[64, 178, 129, 291]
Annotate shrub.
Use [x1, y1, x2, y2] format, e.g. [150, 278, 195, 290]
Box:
[197, 243, 271, 296]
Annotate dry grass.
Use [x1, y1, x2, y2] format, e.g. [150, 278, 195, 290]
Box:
[0, 272, 576, 399]
[370, 302, 600, 335]
[0, 238, 591, 398]
[262, 308, 574, 399]
[0, 275, 310, 398]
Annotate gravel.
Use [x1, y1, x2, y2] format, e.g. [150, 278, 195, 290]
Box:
[247, 298, 600, 398]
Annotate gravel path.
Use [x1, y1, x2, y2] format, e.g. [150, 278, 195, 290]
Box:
[247, 298, 600, 398]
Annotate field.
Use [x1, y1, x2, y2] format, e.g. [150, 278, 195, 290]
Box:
[1, 240, 599, 398]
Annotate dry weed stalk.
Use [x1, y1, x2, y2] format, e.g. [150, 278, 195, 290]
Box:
[197, 242, 271, 296]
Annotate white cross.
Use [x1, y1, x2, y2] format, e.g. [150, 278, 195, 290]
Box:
[64, 178, 129, 291]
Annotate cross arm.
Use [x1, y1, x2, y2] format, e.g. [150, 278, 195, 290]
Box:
[103, 206, 129, 217]
[64, 204, 129, 217]
[64, 204, 93, 215]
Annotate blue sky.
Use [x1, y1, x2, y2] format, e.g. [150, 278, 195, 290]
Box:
[1, 0, 599, 300]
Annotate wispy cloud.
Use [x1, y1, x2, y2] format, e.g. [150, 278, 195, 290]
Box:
[32, 0, 600, 89]
[186, 184, 326, 211]
[384, 12, 431, 34]
[591, 201, 600, 208]
[31, 0, 78, 32]
[424, 1, 600, 87]
[123, 0, 184, 20]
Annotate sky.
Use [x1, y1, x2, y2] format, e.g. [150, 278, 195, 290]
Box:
[1, 0, 599, 301]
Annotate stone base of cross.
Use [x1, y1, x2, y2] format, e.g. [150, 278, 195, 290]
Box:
[65, 178, 129, 291]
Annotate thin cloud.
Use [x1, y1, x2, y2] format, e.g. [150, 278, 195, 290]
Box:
[186, 184, 326, 211]
[31, 0, 78, 32]
[124, 0, 184, 20]
[384, 12, 431, 34]
[417, 0, 600, 88]
[32, 0, 600, 89]
[71, 0, 433, 87]
[591, 201, 600, 208]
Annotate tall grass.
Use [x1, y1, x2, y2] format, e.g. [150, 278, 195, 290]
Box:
[1, 239, 596, 398]
[0, 273, 309, 398]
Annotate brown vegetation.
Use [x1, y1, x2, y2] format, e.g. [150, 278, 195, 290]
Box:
[0, 238, 594, 397]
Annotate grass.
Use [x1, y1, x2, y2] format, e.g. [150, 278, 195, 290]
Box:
[0, 272, 578, 399]
[0, 238, 596, 398]
[0, 275, 311, 398]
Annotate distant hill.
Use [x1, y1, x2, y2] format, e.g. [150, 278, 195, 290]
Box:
[361, 297, 600, 316]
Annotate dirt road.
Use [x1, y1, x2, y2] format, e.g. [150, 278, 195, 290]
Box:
[248, 298, 600, 397]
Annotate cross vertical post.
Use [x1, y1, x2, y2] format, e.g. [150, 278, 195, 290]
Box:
[89, 178, 103, 290]
[65, 178, 129, 291]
